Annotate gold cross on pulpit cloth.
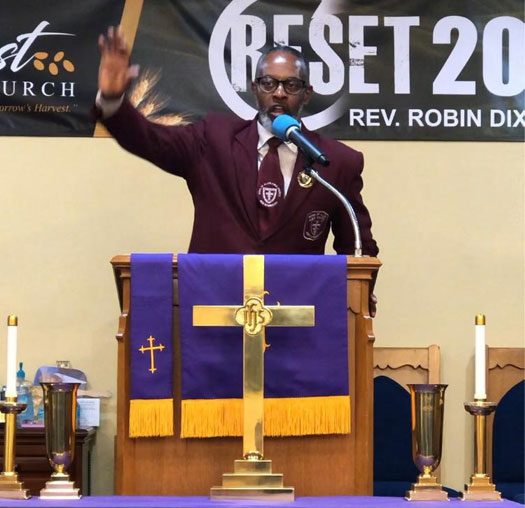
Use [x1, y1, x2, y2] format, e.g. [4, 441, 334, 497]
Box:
[138, 335, 165, 373]
[192, 255, 315, 460]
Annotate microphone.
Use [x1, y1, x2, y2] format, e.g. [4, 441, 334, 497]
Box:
[272, 115, 329, 167]
[272, 115, 362, 256]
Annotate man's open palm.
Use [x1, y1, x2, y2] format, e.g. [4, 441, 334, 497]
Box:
[98, 26, 138, 98]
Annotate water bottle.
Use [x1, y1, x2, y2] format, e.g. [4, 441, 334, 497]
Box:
[16, 362, 34, 425]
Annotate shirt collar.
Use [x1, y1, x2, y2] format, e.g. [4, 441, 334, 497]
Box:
[257, 120, 297, 154]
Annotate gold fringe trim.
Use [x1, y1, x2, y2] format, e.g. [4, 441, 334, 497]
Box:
[265, 396, 351, 437]
[181, 396, 350, 438]
[181, 398, 243, 438]
[129, 398, 174, 438]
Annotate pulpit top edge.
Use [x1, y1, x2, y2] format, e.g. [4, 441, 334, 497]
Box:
[110, 255, 381, 280]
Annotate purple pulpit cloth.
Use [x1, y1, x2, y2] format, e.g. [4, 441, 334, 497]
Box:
[178, 254, 349, 437]
[129, 253, 174, 437]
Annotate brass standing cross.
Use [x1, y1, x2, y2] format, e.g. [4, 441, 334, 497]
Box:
[193, 255, 315, 459]
[138, 335, 165, 373]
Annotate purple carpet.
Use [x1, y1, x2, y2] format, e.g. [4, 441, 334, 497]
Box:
[0, 497, 519, 508]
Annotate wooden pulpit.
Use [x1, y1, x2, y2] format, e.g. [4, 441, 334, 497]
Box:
[111, 254, 380, 496]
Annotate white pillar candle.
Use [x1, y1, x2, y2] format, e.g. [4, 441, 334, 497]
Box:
[6, 315, 18, 398]
[474, 314, 486, 400]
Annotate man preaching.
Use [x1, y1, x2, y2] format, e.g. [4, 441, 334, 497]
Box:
[96, 26, 379, 313]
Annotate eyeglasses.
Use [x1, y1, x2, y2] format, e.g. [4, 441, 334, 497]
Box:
[255, 76, 307, 95]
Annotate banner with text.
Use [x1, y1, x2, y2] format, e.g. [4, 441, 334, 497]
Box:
[0, 0, 125, 136]
[0, 0, 523, 140]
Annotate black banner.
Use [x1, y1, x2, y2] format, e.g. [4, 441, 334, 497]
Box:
[0, 0, 523, 140]
[131, 0, 524, 141]
[0, 0, 125, 136]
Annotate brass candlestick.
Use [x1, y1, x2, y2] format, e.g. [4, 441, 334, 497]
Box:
[0, 396, 31, 499]
[39, 382, 81, 500]
[460, 400, 501, 501]
[405, 384, 449, 501]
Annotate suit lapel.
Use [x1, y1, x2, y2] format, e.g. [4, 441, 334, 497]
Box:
[233, 119, 260, 237]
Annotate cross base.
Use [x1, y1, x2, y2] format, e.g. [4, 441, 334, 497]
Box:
[0, 473, 31, 499]
[405, 474, 449, 501]
[460, 474, 502, 501]
[210, 459, 294, 501]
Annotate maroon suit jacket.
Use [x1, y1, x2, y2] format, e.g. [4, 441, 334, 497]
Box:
[103, 100, 378, 256]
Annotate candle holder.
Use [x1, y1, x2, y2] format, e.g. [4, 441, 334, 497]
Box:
[0, 396, 31, 499]
[460, 400, 501, 501]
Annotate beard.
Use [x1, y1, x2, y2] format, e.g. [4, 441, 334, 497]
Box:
[258, 111, 273, 131]
[256, 102, 304, 133]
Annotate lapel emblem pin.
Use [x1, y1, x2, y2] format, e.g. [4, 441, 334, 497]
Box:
[297, 171, 313, 188]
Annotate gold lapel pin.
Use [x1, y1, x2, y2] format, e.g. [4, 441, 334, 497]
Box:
[297, 171, 313, 188]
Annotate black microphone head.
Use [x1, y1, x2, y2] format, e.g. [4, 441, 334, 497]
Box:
[318, 154, 330, 167]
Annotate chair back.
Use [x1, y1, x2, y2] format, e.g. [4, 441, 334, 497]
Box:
[492, 380, 525, 502]
[486, 346, 525, 478]
[373, 375, 419, 496]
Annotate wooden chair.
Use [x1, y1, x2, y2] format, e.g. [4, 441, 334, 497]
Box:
[374, 345, 441, 387]
[486, 346, 525, 478]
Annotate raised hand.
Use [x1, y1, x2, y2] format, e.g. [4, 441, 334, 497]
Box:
[98, 26, 139, 99]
